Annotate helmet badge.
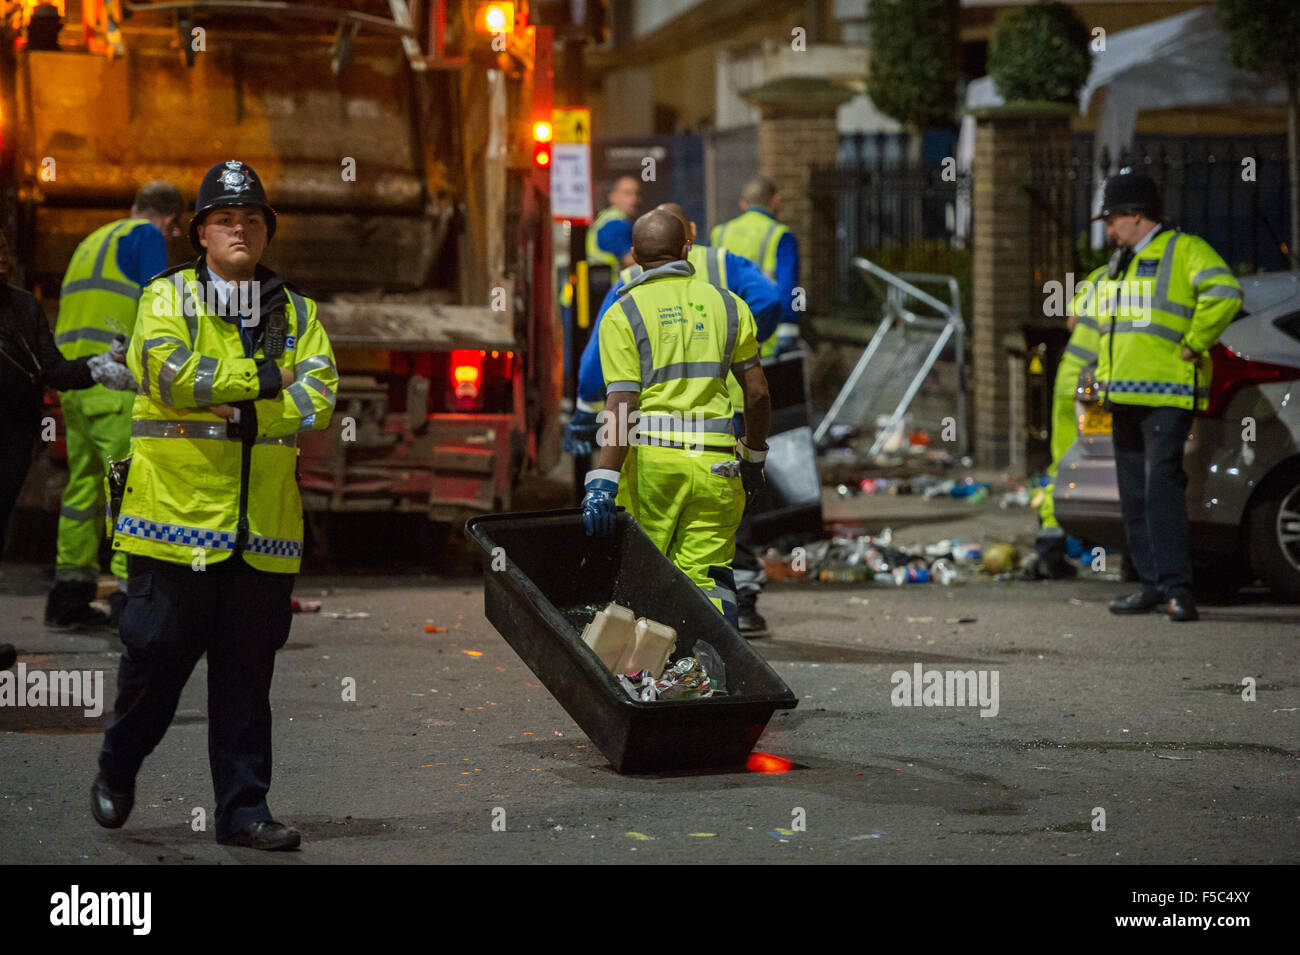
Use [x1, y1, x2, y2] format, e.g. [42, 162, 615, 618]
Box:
[220, 160, 250, 194]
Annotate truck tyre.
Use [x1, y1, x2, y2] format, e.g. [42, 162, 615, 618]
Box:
[1246, 462, 1300, 604]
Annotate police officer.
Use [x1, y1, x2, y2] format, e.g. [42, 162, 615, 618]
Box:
[91, 161, 338, 850]
[1023, 264, 1105, 580]
[582, 209, 771, 627]
[1094, 170, 1241, 622]
[711, 176, 801, 356]
[45, 181, 183, 630]
[569, 202, 780, 631]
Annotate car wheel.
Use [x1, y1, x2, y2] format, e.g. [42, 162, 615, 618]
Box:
[1246, 463, 1300, 604]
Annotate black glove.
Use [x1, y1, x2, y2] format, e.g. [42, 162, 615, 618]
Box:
[737, 440, 767, 509]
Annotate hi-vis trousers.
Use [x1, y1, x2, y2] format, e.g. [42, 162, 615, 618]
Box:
[616, 443, 745, 627]
[56, 390, 132, 583]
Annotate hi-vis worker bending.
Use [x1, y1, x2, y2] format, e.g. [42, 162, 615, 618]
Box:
[113, 265, 337, 574]
[54, 218, 158, 583]
[599, 260, 760, 621]
[1041, 265, 1105, 532]
[1094, 229, 1241, 410]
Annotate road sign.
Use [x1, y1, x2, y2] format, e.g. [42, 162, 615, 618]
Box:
[552, 106, 590, 144]
[551, 107, 592, 222]
[551, 144, 593, 223]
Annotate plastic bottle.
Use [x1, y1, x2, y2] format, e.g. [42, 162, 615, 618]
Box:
[625, 617, 678, 679]
[580, 603, 637, 673]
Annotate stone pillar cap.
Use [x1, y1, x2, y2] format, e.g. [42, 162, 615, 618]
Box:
[741, 76, 858, 113]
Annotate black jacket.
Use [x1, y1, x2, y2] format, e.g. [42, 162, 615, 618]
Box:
[0, 282, 94, 431]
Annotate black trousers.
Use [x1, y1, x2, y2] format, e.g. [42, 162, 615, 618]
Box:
[0, 425, 36, 558]
[1111, 403, 1195, 598]
[99, 553, 295, 839]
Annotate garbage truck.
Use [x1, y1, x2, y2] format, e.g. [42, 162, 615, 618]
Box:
[0, 0, 559, 531]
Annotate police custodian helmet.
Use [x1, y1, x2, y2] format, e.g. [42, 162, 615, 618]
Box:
[1093, 167, 1162, 221]
[189, 160, 278, 251]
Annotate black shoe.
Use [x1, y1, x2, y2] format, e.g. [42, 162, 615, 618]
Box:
[737, 609, 767, 633]
[45, 604, 111, 631]
[1020, 556, 1078, 581]
[1167, 593, 1199, 622]
[218, 820, 301, 851]
[0, 644, 16, 671]
[91, 772, 135, 829]
[1108, 589, 1163, 614]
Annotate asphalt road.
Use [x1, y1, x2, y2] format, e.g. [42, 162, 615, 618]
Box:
[1, 492, 1296, 864]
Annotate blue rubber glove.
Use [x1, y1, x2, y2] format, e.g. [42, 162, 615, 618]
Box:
[564, 408, 600, 456]
[581, 468, 620, 537]
[737, 440, 767, 509]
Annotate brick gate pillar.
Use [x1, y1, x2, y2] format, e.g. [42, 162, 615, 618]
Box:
[970, 104, 1074, 470]
[741, 77, 854, 317]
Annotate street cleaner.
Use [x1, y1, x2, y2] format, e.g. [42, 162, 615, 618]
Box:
[567, 201, 781, 631]
[580, 209, 772, 629]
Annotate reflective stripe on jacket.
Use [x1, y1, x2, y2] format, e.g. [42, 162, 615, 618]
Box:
[55, 219, 153, 416]
[113, 264, 338, 573]
[1094, 230, 1241, 410]
[710, 208, 788, 281]
[599, 260, 758, 449]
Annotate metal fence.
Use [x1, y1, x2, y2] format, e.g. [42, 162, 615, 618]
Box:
[1036, 132, 1295, 275]
[809, 158, 971, 317]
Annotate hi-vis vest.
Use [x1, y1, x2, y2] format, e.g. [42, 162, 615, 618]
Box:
[1057, 265, 1106, 399]
[55, 218, 153, 415]
[586, 206, 630, 270]
[710, 208, 788, 281]
[1094, 229, 1241, 411]
[599, 261, 759, 450]
[620, 246, 750, 414]
[113, 264, 338, 574]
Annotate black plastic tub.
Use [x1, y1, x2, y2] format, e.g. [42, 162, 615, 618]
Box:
[465, 509, 798, 773]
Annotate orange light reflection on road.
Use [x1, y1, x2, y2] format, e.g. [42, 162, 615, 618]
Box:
[747, 752, 791, 774]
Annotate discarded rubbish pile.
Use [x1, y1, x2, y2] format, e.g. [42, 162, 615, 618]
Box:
[827, 472, 1034, 508]
[762, 528, 1033, 585]
[579, 603, 727, 701]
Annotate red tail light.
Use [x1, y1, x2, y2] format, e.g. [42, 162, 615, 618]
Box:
[1201, 343, 1300, 417]
[451, 349, 482, 409]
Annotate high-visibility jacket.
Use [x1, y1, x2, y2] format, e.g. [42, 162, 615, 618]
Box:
[113, 262, 338, 574]
[1094, 229, 1241, 410]
[1056, 265, 1106, 399]
[599, 260, 759, 450]
[55, 218, 154, 416]
[619, 246, 753, 417]
[586, 206, 631, 270]
[710, 208, 788, 281]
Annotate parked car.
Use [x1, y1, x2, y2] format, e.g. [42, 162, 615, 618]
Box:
[1055, 270, 1300, 601]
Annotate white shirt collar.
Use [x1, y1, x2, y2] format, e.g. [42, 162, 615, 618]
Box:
[1131, 223, 1162, 254]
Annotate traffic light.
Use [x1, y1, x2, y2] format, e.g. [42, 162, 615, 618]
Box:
[473, 2, 515, 36]
[532, 120, 553, 167]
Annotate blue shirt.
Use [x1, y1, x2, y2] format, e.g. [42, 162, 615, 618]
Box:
[116, 221, 169, 287]
[744, 207, 800, 323]
[595, 216, 633, 262]
[576, 245, 780, 403]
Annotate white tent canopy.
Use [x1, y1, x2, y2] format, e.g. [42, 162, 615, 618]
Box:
[955, 6, 1289, 242]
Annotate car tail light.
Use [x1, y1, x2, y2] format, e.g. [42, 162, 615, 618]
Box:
[1201, 343, 1300, 417]
[451, 349, 483, 410]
